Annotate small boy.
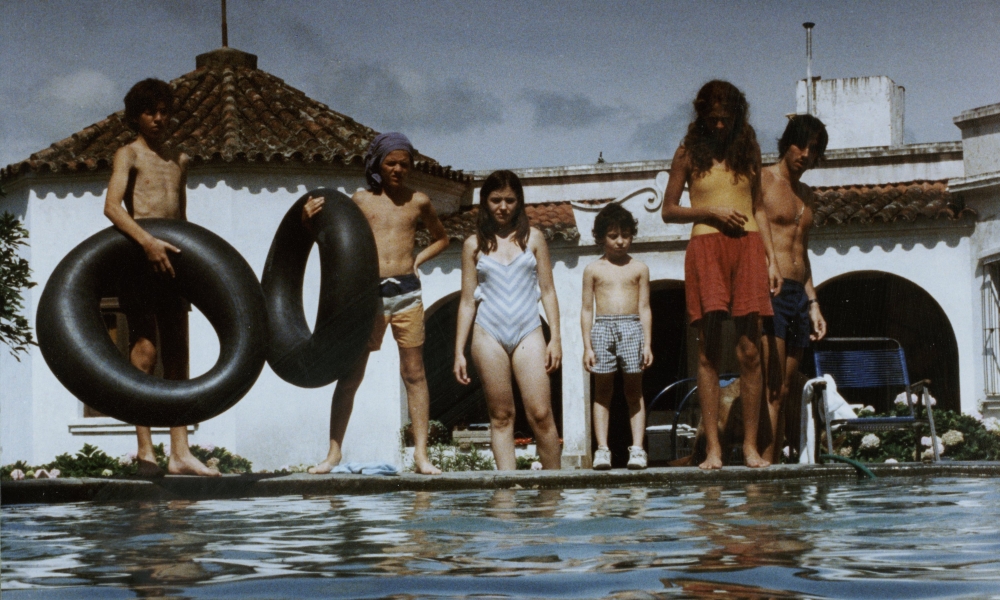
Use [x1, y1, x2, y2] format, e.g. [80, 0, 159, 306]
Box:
[581, 203, 653, 470]
[302, 132, 449, 475]
[103, 78, 219, 477]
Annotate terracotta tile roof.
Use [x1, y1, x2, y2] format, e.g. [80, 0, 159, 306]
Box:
[812, 180, 975, 226]
[416, 202, 579, 248]
[1, 48, 466, 185]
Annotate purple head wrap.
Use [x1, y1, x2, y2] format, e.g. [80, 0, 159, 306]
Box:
[364, 132, 415, 192]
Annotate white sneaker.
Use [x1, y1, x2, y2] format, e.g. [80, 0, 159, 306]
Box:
[593, 447, 612, 470]
[627, 446, 648, 470]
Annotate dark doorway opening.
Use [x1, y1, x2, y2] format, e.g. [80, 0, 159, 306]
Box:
[813, 271, 960, 412]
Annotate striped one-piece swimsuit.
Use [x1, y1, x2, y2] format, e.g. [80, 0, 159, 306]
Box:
[474, 250, 542, 355]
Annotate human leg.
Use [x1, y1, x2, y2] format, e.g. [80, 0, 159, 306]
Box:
[591, 373, 614, 449]
[735, 315, 769, 468]
[126, 309, 163, 476]
[760, 333, 786, 463]
[309, 351, 370, 474]
[398, 345, 441, 475]
[471, 326, 517, 470]
[696, 313, 725, 470]
[622, 372, 646, 448]
[511, 329, 561, 469]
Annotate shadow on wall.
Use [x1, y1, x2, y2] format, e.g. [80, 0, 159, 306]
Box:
[813, 270, 960, 412]
[422, 294, 562, 440]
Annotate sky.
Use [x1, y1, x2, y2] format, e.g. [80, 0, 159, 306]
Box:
[2, 0, 999, 172]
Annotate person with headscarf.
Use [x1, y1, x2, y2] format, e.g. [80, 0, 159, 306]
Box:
[302, 132, 449, 475]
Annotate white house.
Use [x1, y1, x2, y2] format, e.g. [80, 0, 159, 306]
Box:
[2, 48, 996, 470]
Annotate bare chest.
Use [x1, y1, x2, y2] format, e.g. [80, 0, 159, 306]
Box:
[359, 197, 419, 235]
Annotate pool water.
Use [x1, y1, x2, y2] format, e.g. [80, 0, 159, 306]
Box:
[3, 477, 1000, 598]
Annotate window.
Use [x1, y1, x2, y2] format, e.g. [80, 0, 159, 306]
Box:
[983, 262, 1000, 396]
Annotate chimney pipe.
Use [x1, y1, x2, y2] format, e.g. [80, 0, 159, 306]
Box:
[221, 0, 229, 47]
[803, 22, 815, 116]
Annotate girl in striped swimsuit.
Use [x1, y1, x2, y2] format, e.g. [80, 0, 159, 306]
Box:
[454, 170, 563, 471]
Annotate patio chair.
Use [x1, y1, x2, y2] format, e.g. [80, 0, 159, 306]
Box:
[806, 337, 939, 462]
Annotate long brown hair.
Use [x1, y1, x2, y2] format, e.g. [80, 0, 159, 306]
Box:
[476, 170, 530, 255]
[682, 80, 759, 181]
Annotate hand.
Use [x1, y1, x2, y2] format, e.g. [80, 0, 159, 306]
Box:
[454, 353, 470, 385]
[545, 340, 562, 374]
[583, 348, 596, 373]
[301, 195, 325, 229]
[810, 305, 827, 341]
[768, 262, 783, 297]
[143, 237, 181, 278]
[709, 206, 748, 231]
[641, 346, 654, 370]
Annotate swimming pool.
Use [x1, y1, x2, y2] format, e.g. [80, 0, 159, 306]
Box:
[3, 477, 999, 598]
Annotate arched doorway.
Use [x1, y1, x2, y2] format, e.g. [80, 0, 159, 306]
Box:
[595, 280, 688, 467]
[814, 271, 960, 412]
[422, 294, 563, 441]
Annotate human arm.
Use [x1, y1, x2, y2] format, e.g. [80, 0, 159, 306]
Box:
[414, 194, 449, 273]
[103, 146, 181, 277]
[638, 263, 653, 369]
[580, 265, 596, 372]
[802, 225, 827, 341]
[754, 157, 783, 296]
[532, 229, 562, 373]
[453, 237, 479, 385]
[660, 146, 749, 230]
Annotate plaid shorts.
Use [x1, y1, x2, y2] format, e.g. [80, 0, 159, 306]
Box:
[590, 314, 644, 374]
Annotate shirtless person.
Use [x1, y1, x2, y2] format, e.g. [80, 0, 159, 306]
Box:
[103, 78, 219, 477]
[759, 115, 829, 463]
[303, 132, 449, 475]
[661, 80, 782, 469]
[581, 203, 653, 470]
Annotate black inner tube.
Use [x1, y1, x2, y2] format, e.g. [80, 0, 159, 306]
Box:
[36, 219, 268, 427]
[262, 189, 380, 388]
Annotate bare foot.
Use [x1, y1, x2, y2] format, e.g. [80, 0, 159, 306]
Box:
[135, 459, 164, 478]
[698, 454, 723, 470]
[413, 455, 442, 475]
[743, 446, 771, 469]
[167, 454, 221, 477]
[308, 460, 339, 474]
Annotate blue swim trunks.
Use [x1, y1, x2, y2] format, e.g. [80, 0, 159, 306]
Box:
[763, 280, 811, 349]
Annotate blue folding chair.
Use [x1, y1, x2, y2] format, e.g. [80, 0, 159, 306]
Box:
[647, 374, 739, 461]
[809, 337, 939, 462]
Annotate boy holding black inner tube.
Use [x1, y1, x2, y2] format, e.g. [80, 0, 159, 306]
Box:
[302, 132, 449, 475]
[103, 78, 219, 477]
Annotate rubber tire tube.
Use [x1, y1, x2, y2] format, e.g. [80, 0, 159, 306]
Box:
[262, 189, 380, 388]
[36, 219, 268, 427]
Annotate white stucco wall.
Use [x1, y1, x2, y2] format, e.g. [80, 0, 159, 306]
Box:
[953, 104, 1000, 179]
[797, 76, 904, 149]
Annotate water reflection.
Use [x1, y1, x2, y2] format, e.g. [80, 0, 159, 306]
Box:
[3, 478, 1000, 599]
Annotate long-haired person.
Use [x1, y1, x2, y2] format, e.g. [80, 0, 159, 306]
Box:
[454, 170, 562, 470]
[660, 80, 782, 469]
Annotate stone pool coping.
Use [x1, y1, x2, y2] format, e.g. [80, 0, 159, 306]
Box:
[3, 462, 1000, 505]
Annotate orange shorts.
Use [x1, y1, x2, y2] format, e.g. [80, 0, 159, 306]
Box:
[368, 300, 425, 351]
[685, 232, 773, 324]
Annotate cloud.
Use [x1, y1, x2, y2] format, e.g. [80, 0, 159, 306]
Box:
[316, 63, 503, 134]
[522, 90, 624, 129]
[630, 102, 691, 157]
[40, 70, 118, 111]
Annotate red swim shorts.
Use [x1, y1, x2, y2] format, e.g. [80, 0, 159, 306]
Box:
[684, 232, 774, 324]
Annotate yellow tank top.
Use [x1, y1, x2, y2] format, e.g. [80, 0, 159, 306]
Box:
[689, 162, 758, 236]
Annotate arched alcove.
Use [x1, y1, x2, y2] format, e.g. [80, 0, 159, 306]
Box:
[422, 294, 562, 440]
[814, 271, 960, 412]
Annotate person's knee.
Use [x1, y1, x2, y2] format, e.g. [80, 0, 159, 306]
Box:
[131, 339, 157, 371]
[526, 405, 554, 429]
[736, 339, 761, 370]
[489, 408, 516, 430]
[400, 362, 426, 388]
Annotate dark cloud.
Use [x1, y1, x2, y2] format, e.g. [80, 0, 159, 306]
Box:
[630, 102, 691, 157]
[316, 63, 503, 134]
[522, 90, 624, 129]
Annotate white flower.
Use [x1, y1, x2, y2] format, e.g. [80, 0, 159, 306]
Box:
[48, 469, 60, 478]
[206, 457, 220, 469]
[895, 392, 936, 407]
[941, 430, 964, 446]
[863, 406, 876, 414]
[33, 469, 49, 479]
[119, 454, 133, 466]
[203, 444, 216, 453]
[10, 469, 24, 480]
[921, 436, 945, 454]
[884, 458, 898, 464]
[530, 461, 543, 470]
[838, 446, 853, 457]
[983, 417, 1000, 434]
[860, 434, 880, 450]
[101, 469, 113, 477]
[921, 448, 936, 461]
[782, 446, 790, 458]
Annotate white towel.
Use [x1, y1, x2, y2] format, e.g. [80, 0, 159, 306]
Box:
[799, 374, 857, 464]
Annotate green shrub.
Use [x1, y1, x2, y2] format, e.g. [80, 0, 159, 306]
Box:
[516, 454, 541, 470]
[401, 420, 451, 446]
[1, 443, 253, 479]
[425, 443, 495, 472]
